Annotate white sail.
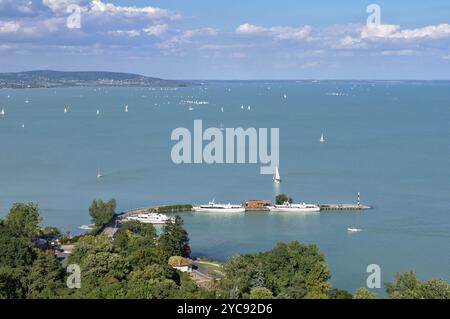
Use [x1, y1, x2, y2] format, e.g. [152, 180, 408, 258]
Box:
[96, 109, 100, 115]
[320, 133, 325, 143]
[97, 169, 102, 179]
[0, 109, 4, 115]
[273, 166, 281, 183]
[124, 105, 128, 112]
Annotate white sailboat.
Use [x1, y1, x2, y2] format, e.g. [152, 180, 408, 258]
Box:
[0, 109, 4, 116]
[124, 105, 128, 112]
[273, 166, 281, 183]
[247, 105, 251, 110]
[283, 93, 287, 99]
[97, 169, 103, 179]
[64, 107, 68, 113]
[96, 109, 100, 115]
[241, 105, 244, 110]
[320, 132, 325, 143]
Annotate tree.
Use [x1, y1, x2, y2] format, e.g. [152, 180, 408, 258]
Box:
[0, 222, 35, 268]
[125, 264, 177, 299]
[0, 266, 27, 299]
[385, 272, 420, 299]
[69, 235, 114, 265]
[158, 216, 190, 259]
[220, 241, 331, 299]
[385, 272, 450, 299]
[120, 220, 156, 239]
[89, 198, 116, 229]
[353, 288, 377, 299]
[329, 289, 353, 299]
[28, 250, 64, 299]
[249, 287, 273, 299]
[250, 262, 265, 289]
[275, 194, 293, 205]
[5, 203, 41, 238]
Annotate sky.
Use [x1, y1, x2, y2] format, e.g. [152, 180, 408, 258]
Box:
[1, 0, 450, 79]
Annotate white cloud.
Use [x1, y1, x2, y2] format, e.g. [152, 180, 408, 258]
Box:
[236, 23, 312, 40]
[42, 0, 84, 13]
[108, 29, 141, 38]
[157, 27, 220, 49]
[0, 21, 20, 33]
[362, 23, 450, 40]
[373, 50, 418, 57]
[89, 0, 180, 20]
[142, 24, 168, 37]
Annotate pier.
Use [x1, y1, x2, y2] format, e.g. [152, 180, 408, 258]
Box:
[319, 204, 371, 211]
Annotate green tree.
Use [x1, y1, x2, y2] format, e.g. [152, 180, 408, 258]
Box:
[329, 289, 353, 299]
[0, 266, 27, 299]
[89, 198, 116, 229]
[28, 249, 64, 299]
[385, 272, 420, 299]
[69, 235, 114, 265]
[249, 287, 273, 299]
[275, 194, 293, 205]
[353, 288, 377, 299]
[385, 272, 450, 299]
[0, 222, 35, 268]
[158, 216, 190, 259]
[5, 203, 41, 238]
[221, 241, 331, 299]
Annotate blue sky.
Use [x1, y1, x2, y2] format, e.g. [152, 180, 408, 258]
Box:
[1, 0, 450, 79]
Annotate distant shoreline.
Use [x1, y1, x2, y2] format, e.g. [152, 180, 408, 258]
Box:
[0, 70, 190, 89]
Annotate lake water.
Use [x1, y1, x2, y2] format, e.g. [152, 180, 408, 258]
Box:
[1, 81, 449, 294]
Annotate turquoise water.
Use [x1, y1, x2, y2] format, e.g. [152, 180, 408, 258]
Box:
[1, 81, 449, 294]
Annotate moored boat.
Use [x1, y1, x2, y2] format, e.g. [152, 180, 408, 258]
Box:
[125, 213, 175, 224]
[193, 201, 245, 213]
[269, 201, 320, 213]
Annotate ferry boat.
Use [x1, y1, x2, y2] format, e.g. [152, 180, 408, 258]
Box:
[125, 213, 175, 224]
[192, 201, 245, 213]
[269, 201, 320, 213]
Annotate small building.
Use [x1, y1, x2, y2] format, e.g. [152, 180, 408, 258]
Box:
[168, 256, 194, 273]
[245, 200, 272, 211]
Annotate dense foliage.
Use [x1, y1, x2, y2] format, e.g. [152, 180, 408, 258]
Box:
[218, 241, 331, 299]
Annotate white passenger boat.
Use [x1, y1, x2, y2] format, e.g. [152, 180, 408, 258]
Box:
[269, 202, 320, 213]
[193, 201, 245, 213]
[125, 213, 175, 224]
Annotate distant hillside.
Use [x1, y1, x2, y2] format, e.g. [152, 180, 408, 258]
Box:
[0, 70, 188, 88]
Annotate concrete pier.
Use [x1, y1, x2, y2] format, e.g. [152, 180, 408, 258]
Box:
[319, 204, 371, 211]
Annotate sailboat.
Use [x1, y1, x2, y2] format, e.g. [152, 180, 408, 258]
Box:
[320, 133, 325, 143]
[97, 169, 103, 179]
[273, 166, 281, 183]
[124, 105, 128, 112]
[241, 105, 244, 110]
[64, 107, 68, 113]
[0, 109, 4, 116]
[96, 109, 100, 115]
[221, 107, 224, 113]
[283, 94, 287, 99]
